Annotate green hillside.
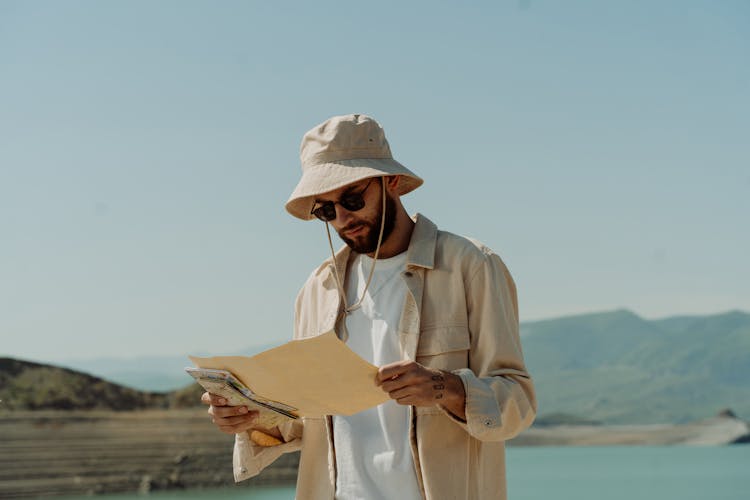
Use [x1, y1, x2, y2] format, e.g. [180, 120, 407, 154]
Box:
[521, 309, 750, 424]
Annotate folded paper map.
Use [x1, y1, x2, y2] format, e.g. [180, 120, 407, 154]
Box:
[189, 331, 390, 417]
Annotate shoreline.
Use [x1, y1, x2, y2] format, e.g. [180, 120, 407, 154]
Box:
[509, 416, 749, 446]
[1, 409, 747, 498]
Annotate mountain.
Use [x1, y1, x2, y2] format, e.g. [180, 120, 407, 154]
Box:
[521, 309, 750, 424]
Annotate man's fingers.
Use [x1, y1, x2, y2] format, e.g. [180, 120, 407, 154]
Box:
[380, 375, 414, 393]
[379, 367, 433, 392]
[208, 405, 252, 418]
[394, 395, 419, 406]
[214, 413, 257, 427]
[376, 361, 415, 384]
[211, 410, 260, 435]
[201, 392, 228, 406]
[200, 393, 263, 435]
[387, 386, 415, 401]
[218, 419, 256, 434]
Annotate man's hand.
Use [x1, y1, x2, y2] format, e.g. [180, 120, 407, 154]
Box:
[376, 360, 466, 420]
[200, 392, 283, 439]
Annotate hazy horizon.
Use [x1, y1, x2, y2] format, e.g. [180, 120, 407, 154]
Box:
[6, 307, 748, 365]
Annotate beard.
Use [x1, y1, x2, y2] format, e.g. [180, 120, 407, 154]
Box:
[338, 193, 397, 254]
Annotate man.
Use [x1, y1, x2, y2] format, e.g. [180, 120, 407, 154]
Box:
[203, 114, 536, 499]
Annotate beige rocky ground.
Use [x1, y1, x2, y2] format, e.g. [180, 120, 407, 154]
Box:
[1, 409, 747, 498]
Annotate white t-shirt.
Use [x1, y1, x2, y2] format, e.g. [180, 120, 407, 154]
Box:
[332, 252, 422, 500]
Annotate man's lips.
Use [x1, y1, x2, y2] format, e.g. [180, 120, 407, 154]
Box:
[342, 224, 365, 238]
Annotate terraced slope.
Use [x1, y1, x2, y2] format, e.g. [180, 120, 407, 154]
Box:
[0, 409, 299, 498]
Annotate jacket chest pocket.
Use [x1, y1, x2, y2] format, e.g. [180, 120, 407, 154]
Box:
[415, 326, 470, 371]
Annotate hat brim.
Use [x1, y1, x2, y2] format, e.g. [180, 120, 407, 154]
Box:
[285, 158, 423, 220]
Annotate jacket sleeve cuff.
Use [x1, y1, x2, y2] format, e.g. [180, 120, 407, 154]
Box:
[437, 369, 470, 429]
[438, 368, 506, 440]
[233, 431, 302, 482]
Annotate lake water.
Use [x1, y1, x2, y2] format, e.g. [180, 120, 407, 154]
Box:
[74, 446, 749, 500]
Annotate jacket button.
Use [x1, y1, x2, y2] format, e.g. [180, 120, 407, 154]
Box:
[240, 467, 247, 474]
[484, 419, 494, 427]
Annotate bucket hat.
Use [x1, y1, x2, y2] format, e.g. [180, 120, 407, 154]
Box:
[285, 114, 423, 220]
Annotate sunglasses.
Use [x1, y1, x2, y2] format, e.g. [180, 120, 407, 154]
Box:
[311, 179, 374, 222]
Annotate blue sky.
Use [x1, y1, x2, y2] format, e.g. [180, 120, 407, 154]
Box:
[1, 1, 748, 361]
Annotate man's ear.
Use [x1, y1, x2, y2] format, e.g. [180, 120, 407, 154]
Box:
[384, 175, 401, 193]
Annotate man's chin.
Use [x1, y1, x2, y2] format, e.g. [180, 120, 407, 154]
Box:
[341, 234, 377, 254]
[344, 241, 376, 254]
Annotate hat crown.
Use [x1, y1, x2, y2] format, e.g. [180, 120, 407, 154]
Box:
[286, 113, 423, 220]
[300, 114, 393, 168]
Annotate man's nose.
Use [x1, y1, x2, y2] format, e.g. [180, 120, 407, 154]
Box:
[333, 204, 354, 227]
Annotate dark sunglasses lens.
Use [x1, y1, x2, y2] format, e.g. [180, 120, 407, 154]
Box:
[312, 185, 369, 221]
[312, 203, 336, 221]
[339, 194, 365, 212]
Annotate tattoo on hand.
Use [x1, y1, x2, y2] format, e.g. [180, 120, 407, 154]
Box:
[432, 373, 445, 400]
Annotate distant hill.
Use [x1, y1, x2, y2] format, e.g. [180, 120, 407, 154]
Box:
[0, 358, 172, 411]
[521, 309, 750, 424]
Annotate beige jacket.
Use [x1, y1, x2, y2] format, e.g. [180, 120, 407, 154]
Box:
[233, 214, 536, 499]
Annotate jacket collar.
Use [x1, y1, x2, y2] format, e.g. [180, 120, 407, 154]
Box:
[405, 213, 437, 270]
[329, 213, 437, 275]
